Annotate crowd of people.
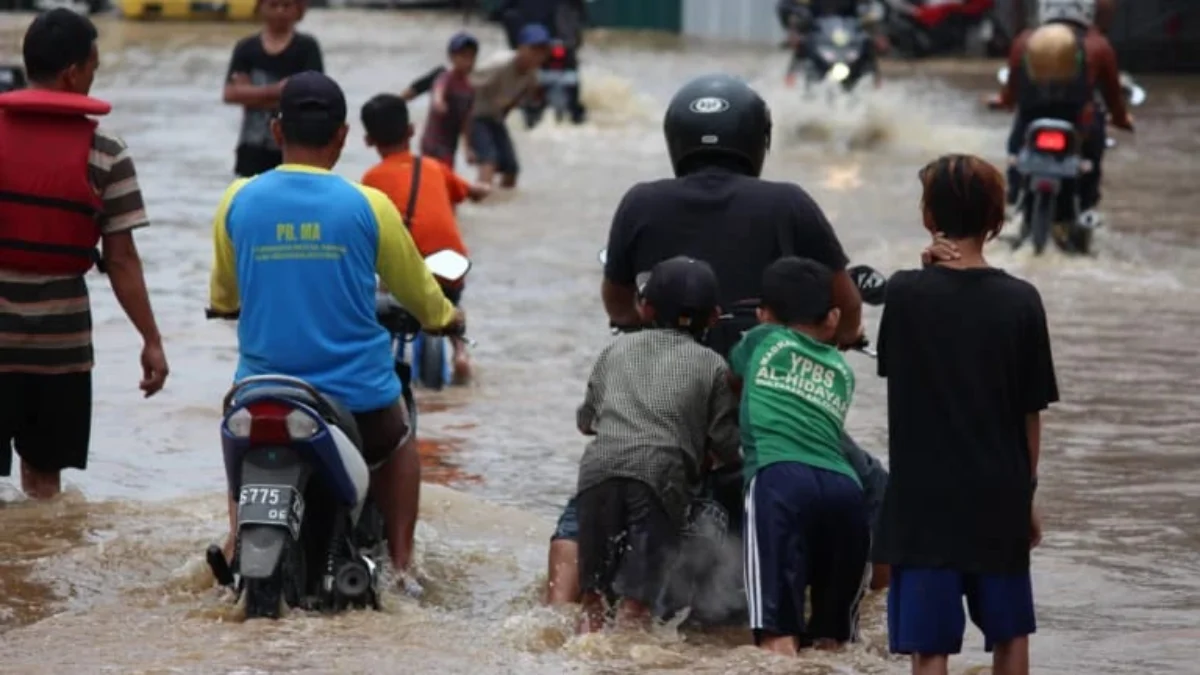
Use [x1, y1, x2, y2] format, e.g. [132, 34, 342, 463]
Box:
[1, 0, 1141, 673]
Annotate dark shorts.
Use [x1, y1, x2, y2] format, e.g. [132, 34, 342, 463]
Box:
[888, 566, 1036, 655]
[744, 461, 870, 643]
[576, 478, 677, 607]
[222, 399, 409, 494]
[551, 496, 579, 541]
[0, 372, 92, 477]
[469, 117, 519, 176]
[234, 144, 282, 178]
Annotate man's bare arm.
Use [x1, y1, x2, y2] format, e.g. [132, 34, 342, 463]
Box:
[601, 278, 639, 327]
[830, 269, 864, 347]
[103, 232, 162, 347]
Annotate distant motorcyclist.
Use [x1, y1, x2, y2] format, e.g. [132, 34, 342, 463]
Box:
[777, 0, 884, 86]
[987, 0, 1132, 223]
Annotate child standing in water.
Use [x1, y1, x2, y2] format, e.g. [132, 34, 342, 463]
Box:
[420, 32, 479, 171]
[223, 0, 323, 178]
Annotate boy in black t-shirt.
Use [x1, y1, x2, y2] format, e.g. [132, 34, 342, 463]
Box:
[223, 0, 324, 177]
[875, 154, 1058, 675]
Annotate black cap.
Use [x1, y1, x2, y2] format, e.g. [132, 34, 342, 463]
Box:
[636, 256, 719, 329]
[279, 71, 347, 132]
[761, 257, 834, 324]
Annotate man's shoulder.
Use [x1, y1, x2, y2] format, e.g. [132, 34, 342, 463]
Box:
[90, 126, 129, 163]
[232, 34, 260, 54]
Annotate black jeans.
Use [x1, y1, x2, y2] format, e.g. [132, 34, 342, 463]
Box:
[1007, 114, 1106, 210]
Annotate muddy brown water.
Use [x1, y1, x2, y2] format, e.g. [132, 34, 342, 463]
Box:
[1, 10, 1198, 674]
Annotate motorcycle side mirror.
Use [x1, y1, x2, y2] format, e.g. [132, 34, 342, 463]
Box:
[996, 66, 1009, 85]
[597, 248, 607, 266]
[848, 264, 887, 306]
[424, 250, 471, 282]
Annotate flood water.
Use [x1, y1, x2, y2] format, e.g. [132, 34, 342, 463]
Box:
[1, 10, 1199, 674]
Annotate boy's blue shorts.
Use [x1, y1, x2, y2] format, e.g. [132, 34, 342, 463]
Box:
[551, 497, 578, 541]
[888, 566, 1037, 655]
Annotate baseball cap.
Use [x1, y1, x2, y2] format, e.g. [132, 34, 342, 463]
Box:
[447, 31, 479, 54]
[279, 71, 347, 133]
[760, 257, 834, 324]
[636, 256, 719, 329]
[517, 23, 552, 47]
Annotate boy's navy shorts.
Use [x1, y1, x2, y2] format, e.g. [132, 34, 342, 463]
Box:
[888, 566, 1036, 655]
[469, 117, 519, 176]
[743, 461, 870, 643]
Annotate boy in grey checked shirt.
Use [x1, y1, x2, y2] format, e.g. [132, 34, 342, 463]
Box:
[574, 256, 742, 633]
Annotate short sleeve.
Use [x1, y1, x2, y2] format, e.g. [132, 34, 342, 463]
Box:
[1021, 288, 1059, 412]
[876, 272, 906, 378]
[92, 129, 149, 235]
[443, 166, 472, 204]
[603, 185, 641, 285]
[728, 326, 759, 378]
[302, 35, 324, 73]
[226, 38, 254, 80]
[786, 187, 849, 271]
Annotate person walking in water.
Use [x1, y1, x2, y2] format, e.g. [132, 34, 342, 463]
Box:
[0, 10, 169, 498]
[223, 0, 324, 177]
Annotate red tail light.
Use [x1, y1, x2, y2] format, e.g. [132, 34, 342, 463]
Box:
[1033, 130, 1067, 152]
[247, 401, 292, 445]
[551, 44, 566, 61]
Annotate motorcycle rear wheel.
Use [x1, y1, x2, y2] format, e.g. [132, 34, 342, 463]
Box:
[241, 537, 306, 619]
[1029, 192, 1054, 255]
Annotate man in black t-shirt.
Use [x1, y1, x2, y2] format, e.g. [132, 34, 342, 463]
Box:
[875, 154, 1058, 675]
[223, 0, 324, 178]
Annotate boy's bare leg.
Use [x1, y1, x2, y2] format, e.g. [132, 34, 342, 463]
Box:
[912, 654, 950, 675]
[813, 638, 845, 651]
[500, 173, 518, 189]
[20, 462, 61, 499]
[992, 636, 1030, 675]
[758, 633, 799, 657]
[613, 598, 651, 630]
[578, 591, 606, 634]
[544, 539, 580, 605]
[450, 336, 470, 384]
[477, 162, 496, 186]
[370, 434, 421, 572]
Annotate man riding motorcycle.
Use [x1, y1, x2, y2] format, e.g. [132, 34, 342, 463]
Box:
[545, 74, 890, 609]
[208, 72, 466, 580]
[777, 0, 885, 86]
[987, 0, 1132, 223]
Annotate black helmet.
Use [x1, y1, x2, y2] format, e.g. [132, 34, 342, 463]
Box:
[663, 74, 772, 178]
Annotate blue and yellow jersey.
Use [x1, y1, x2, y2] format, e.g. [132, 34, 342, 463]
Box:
[209, 165, 455, 412]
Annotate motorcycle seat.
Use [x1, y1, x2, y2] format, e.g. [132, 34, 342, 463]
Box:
[237, 385, 365, 451]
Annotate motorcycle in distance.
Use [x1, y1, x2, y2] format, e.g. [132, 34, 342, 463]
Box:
[994, 68, 1146, 256]
[800, 15, 876, 97]
[596, 255, 888, 626]
[884, 0, 1009, 58]
[521, 39, 585, 129]
[203, 249, 471, 620]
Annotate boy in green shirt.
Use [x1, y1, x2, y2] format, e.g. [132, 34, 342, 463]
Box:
[730, 256, 870, 656]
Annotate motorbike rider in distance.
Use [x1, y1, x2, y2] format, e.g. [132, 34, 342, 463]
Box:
[987, 0, 1132, 226]
[777, 0, 885, 87]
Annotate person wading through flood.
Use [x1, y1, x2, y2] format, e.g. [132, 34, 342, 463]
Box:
[223, 0, 324, 178]
[0, 10, 169, 498]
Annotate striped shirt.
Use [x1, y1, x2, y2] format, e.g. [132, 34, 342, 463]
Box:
[575, 329, 742, 526]
[0, 127, 150, 374]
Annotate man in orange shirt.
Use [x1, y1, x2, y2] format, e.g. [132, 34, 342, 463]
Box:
[361, 94, 489, 381]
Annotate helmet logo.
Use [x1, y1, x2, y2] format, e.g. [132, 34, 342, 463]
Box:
[689, 97, 730, 114]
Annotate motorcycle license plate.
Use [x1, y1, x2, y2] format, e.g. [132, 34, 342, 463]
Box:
[539, 70, 578, 86]
[238, 484, 305, 539]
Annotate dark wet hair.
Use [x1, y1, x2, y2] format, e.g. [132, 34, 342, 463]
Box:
[22, 9, 97, 83]
[360, 94, 409, 147]
[761, 257, 834, 325]
[918, 154, 1006, 240]
[256, 0, 306, 21]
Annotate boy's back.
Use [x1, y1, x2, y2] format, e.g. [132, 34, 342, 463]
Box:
[876, 266, 1058, 574]
[361, 154, 470, 258]
[576, 329, 739, 525]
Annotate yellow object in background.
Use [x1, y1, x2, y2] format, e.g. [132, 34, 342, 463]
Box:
[119, 0, 257, 21]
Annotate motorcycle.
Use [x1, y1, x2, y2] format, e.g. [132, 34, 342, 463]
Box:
[996, 66, 1147, 148]
[0, 65, 26, 94]
[885, 0, 1009, 58]
[995, 69, 1146, 255]
[386, 251, 473, 391]
[801, 16, 876, 94]
[522, 39, 585, 129]
[203, 250, 470, 619]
